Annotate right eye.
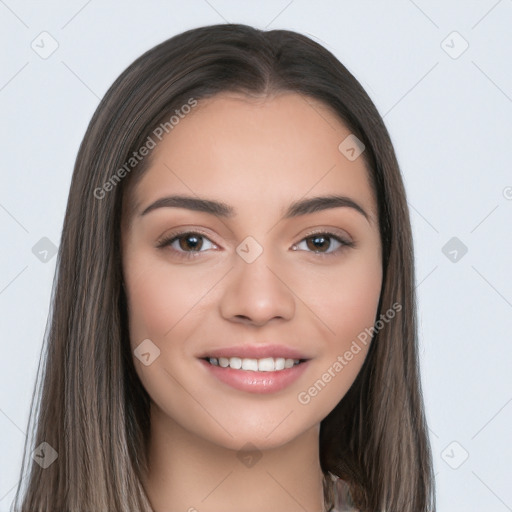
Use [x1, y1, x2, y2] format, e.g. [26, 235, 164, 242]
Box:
[157, 231, 218, 259]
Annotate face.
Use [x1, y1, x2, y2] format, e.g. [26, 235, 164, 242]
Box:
[121, 92, 382, 451]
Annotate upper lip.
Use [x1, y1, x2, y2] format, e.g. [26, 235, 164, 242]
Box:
[198, 344, 311, 361]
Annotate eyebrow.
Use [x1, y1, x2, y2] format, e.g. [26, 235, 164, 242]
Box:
[138, 194, 372, 223]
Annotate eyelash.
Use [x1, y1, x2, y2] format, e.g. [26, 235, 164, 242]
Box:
[156, 229, 355, 260]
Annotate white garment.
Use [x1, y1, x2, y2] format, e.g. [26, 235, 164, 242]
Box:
[325, 471, 359, 512]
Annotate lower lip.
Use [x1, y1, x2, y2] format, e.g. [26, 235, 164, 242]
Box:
[199, 359, 311, 394]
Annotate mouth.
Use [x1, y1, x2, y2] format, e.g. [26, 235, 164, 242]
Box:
[199, 356, 311, 394]
[201, 356, 308, 372]
[196, 344, 312, 393]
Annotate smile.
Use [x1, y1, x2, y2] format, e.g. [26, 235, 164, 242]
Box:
[204, 356, 304, 372]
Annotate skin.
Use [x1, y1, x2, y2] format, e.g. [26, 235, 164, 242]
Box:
[121, 92, 382, 512]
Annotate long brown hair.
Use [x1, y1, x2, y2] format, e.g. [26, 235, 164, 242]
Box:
[12, 23, 435, 511]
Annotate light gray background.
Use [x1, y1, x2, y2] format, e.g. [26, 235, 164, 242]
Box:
[1, 1, 511, 511]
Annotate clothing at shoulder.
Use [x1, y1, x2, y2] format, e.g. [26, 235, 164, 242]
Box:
[326, 471, 359, 512]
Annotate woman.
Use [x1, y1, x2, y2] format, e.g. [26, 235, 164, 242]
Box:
[12, 23, 435, 512]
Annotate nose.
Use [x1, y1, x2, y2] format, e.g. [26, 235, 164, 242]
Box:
[219, 250, 296, 327]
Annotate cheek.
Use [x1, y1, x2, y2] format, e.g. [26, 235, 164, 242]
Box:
[124, 253, 213, 344]
[294, 250, 382, 349]
[331, 261, 382, 341]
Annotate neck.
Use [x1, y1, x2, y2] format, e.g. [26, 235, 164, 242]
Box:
[142, 402, 327, 512]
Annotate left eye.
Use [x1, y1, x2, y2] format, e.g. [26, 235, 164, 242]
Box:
[292, 232, 353, 255]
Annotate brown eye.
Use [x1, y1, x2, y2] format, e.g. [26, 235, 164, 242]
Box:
[157, 231, 217, 259]
[292, 231, 354, 257]
[305, 234, 332, 253]
[177, 233, 204, 252]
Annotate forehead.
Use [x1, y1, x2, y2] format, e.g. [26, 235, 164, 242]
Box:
[126, 92, 377, 225]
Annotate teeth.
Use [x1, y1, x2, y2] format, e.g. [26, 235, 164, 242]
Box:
[242, 358, 258, 371]
[284, 358, 294, 369]
[208, 356, 301, 371]
[230, 357, 242, 369]
[258, 357, 275, 371]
